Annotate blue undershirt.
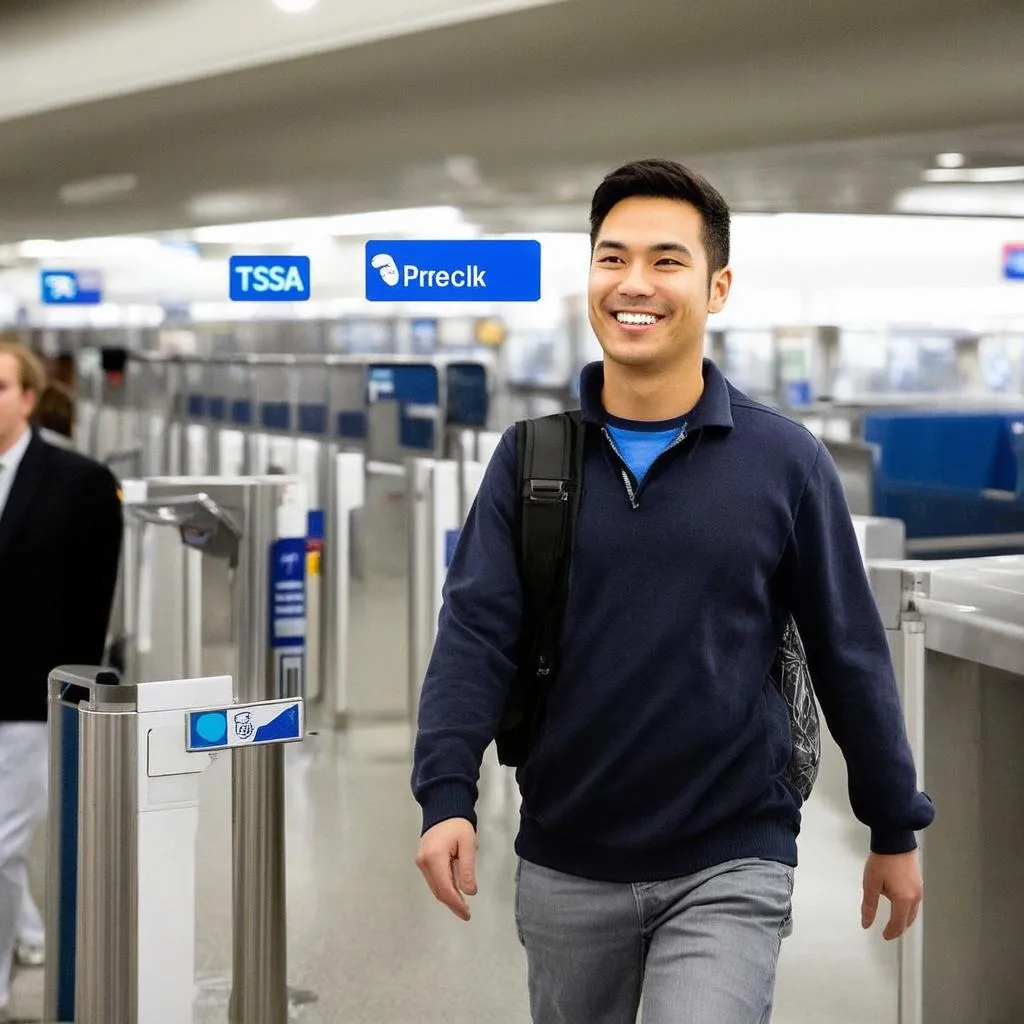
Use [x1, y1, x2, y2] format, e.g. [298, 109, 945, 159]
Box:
[605, 413, 687, 482]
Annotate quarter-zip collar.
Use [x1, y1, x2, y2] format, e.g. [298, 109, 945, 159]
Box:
[579, 359, 734, 509]
[578, 358, 735, 433]
[602, 420, 692, 509]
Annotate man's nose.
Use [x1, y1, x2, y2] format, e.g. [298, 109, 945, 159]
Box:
[617, 263, 655, 296]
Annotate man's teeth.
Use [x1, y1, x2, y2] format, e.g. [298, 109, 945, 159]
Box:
[616, 312, 659, 325]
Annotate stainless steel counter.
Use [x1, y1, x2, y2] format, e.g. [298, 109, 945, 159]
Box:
[867, 554, 1024, 1024]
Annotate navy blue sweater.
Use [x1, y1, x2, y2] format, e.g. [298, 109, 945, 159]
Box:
[412, 359, 934, 882]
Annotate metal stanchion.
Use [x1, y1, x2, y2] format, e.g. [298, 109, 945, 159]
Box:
[122, 475, 310, 1023]
[406, 457, 435, 722]
[325, 452, 364, 729]
[229, 480, 288, 1024]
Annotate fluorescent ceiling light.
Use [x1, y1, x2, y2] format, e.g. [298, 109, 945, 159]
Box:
[894, 185, 1024, 217]
[17, 236, 166, 259]
[58, 174, 138, 206]
[187, 190, 292, 221]
[273, 0, 320, 11]
[190, 206, 469, 243]
[922, 165, 1024, 184]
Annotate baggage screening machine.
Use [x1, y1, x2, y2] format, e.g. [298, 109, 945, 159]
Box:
[47, 475, 311, 1024]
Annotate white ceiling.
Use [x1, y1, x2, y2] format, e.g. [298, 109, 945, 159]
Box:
[0, 0, 1021, 244]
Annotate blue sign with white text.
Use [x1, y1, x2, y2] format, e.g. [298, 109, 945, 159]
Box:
[365, 240, 541, 302]
[269, 536, 306, 649]
[40, 270, 102, 305]
[269, 536, 307, 697]
[1004, 244, 1024, 280]
[230, 255, 311, 301]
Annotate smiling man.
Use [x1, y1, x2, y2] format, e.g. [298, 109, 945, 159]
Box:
[411, 159, 934, 1023]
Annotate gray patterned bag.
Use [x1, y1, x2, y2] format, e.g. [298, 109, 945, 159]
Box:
[769, 616, 821, 800]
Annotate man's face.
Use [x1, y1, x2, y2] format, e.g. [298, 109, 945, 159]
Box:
[0, 353, 34, 451]
[588, 195, 731, 374]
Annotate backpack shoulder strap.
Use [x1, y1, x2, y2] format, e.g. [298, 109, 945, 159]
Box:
[495, 410, 583, 765]
[516, 411, 583, 670]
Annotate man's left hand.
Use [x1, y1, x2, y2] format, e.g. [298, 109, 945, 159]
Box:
[861, 850, 923, 941]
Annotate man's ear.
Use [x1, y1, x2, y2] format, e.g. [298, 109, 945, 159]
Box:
[708, 265, 732, 314]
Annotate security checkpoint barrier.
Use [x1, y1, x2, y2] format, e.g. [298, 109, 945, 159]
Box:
[43, 667, 304, 1024]
[100, 474, 311, 1023]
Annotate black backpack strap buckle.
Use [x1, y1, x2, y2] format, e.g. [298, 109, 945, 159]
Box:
[524, 478, 571, 503]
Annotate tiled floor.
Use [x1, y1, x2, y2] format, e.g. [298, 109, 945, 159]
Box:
[11, 705, 903, 1023]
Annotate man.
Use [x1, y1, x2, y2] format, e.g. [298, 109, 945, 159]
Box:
[0, 338, 123, 1022]
[412, 159, 934, 1023]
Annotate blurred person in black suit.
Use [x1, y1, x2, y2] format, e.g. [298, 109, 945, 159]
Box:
[0, 337, 122, 1021]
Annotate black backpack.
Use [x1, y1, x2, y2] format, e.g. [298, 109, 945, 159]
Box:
[493, 410, 822, 802]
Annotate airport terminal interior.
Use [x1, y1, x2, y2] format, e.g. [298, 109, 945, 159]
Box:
[1, 0, 1024, 1021]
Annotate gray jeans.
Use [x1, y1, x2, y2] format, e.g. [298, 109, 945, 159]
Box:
[514, 856, 794, 1024]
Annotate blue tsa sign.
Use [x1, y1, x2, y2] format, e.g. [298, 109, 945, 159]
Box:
[186, 698, 304, 752]
[40, 270, 102, 305]
[365, 240, 541, 302]
[1004, 244, 1024, 280]
[229, 255, 310, 301]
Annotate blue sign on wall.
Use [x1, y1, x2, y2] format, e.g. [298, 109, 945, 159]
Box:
[1004, 244, 1024, 280]
[230, 255, 311, 301]
[365, 240, 541, 302]
[445, 362, 489, 427]
[40, 270, 103, 305]
[269, 536, 307, 697]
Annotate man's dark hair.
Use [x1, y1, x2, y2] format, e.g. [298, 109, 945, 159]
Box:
[589, 158, 731, 277]
[34, 380, 74, 437]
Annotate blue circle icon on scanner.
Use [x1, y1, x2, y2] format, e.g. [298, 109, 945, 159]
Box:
[194, 712, 227, 745]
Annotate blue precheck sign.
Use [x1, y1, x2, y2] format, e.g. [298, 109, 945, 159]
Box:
[365, 240, 541, 302]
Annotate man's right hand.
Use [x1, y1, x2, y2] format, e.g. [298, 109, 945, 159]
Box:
[415, 817, 478, 921]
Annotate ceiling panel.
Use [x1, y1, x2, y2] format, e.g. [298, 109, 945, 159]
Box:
[0, 0, 1020, 242]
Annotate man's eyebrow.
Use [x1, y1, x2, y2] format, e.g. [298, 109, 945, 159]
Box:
[594, 240, 694, 259]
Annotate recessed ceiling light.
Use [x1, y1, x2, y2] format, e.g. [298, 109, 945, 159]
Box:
[273, 0, 319, 11]
[187, 191, 292, 221]
[935, 152, 965, 169]
[190, 206, 467, 243]
[923, 165, 1024, 184]
[894, 184, 1024, 216]
[58, 173, 138, 206]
